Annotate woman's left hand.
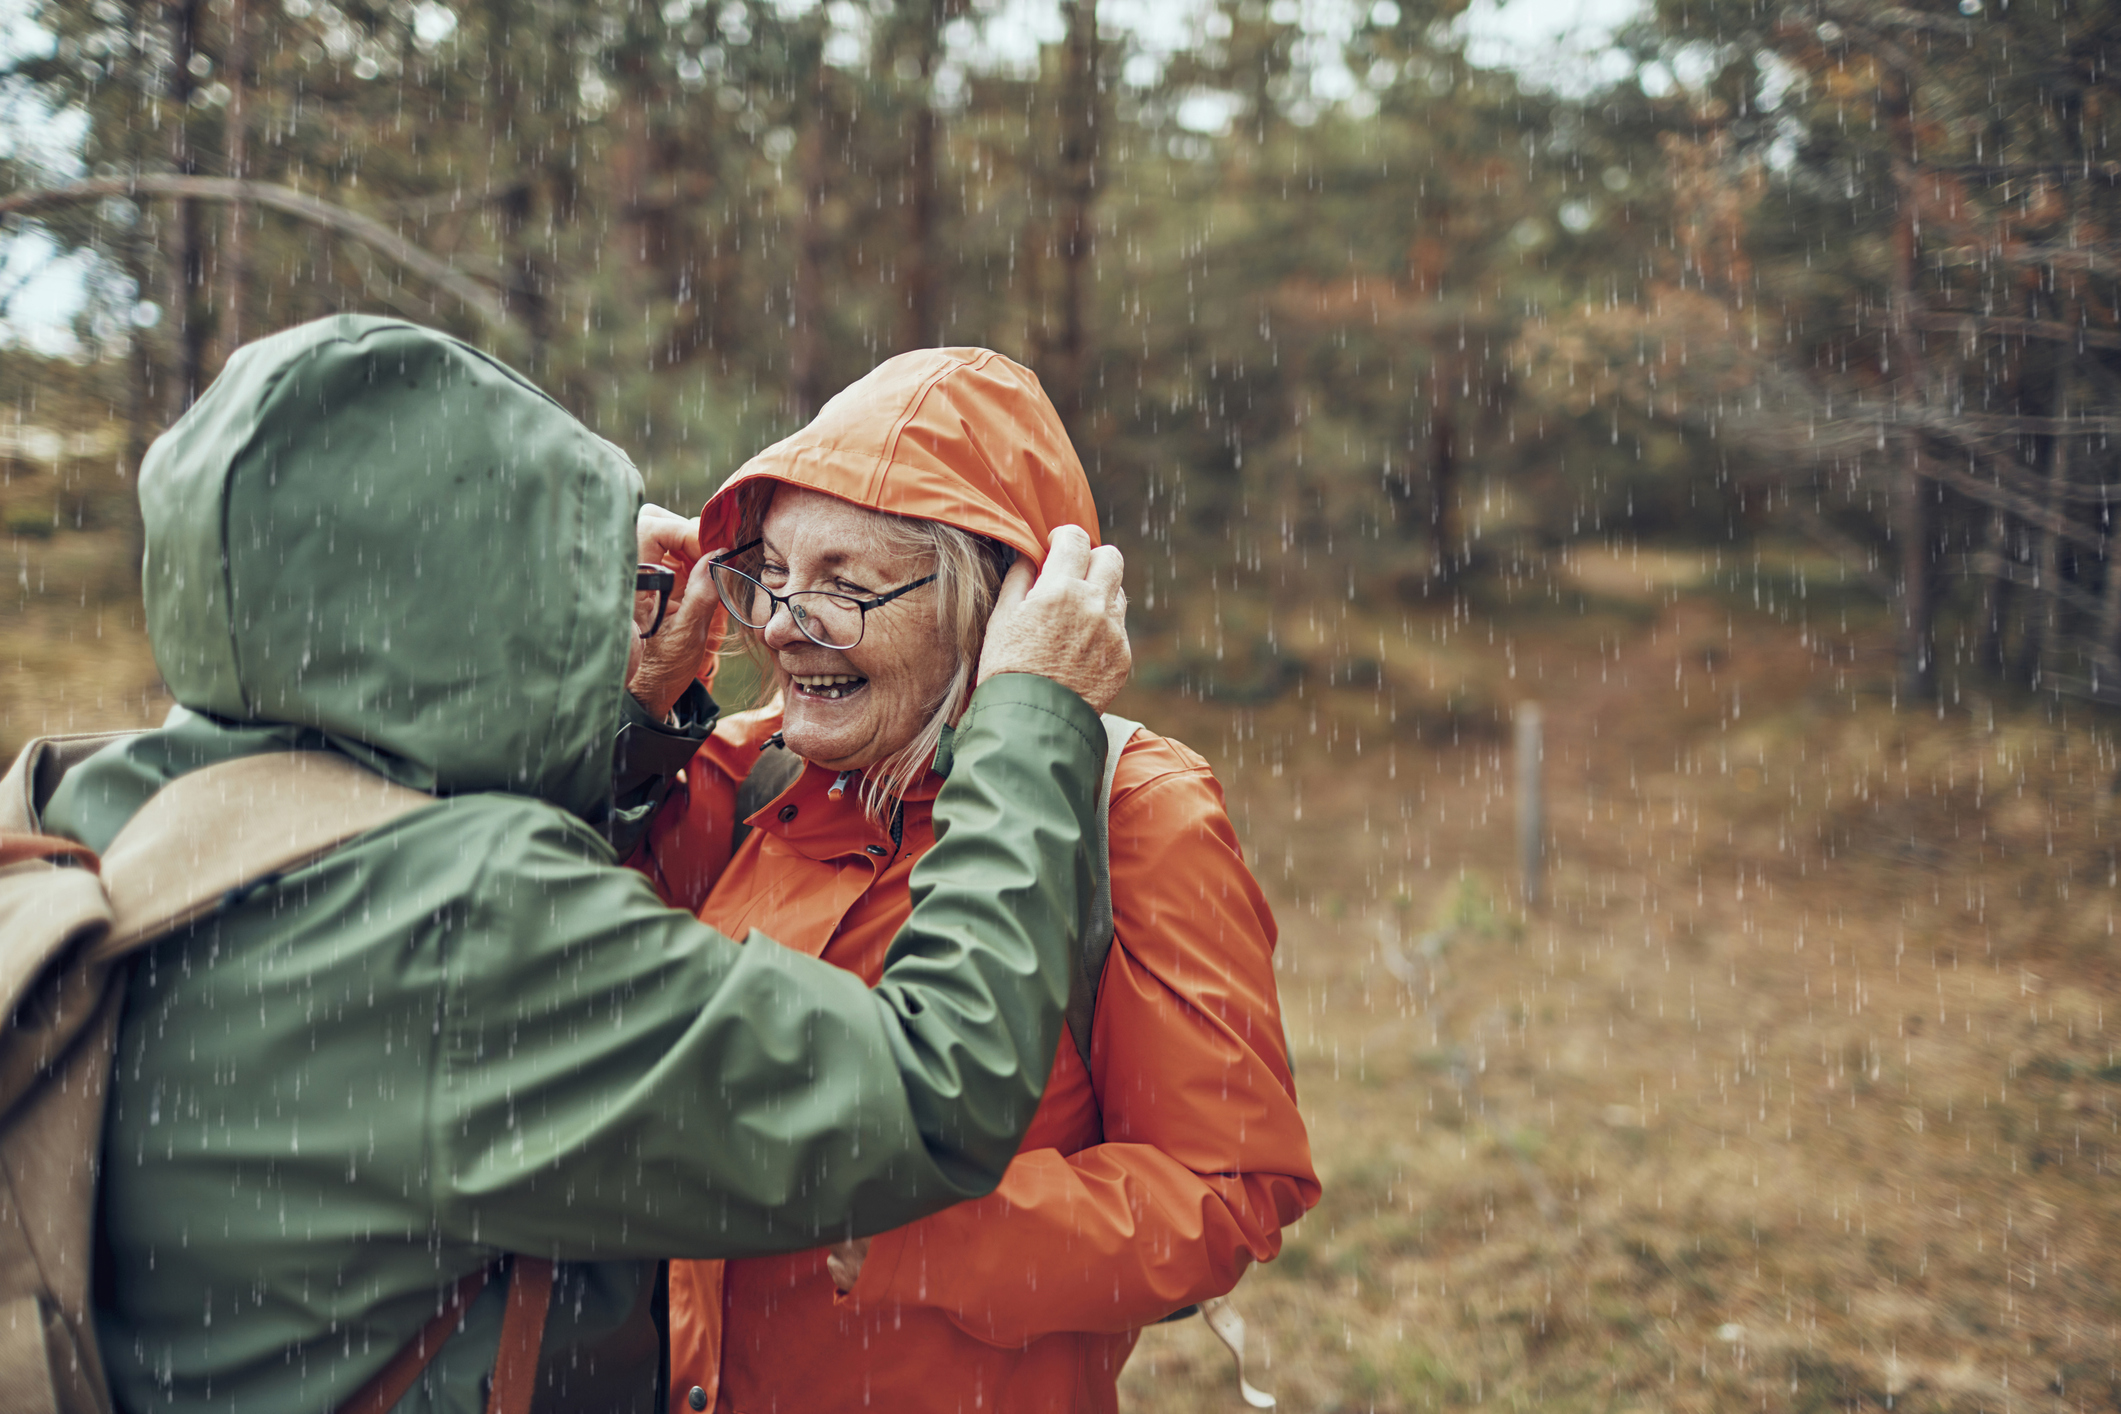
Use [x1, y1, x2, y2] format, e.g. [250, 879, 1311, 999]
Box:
[630, 504, 724, 720]
[826, 1237, 872, 1294]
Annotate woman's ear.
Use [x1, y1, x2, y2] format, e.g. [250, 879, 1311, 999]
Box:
[983, 536, 1020, 593]
[946, 671, 980, 729]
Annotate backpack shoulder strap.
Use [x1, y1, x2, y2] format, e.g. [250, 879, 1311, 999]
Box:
[92, 749, 435, 961]
[0, 729, 139, 833]
[0, 744, 433, 1095]
[331, 1254, 556, 1414]
[0, 748, 437, 1117]
[335, 1264, 494, 1414]
[729, 737, 804, 855]
[0, 746, 435, 1414]
[1064, 714, 1140, 1073]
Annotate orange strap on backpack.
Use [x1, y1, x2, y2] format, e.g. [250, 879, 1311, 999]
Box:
[335, 1256, 556, 1414]
[0, 834, 98, 870]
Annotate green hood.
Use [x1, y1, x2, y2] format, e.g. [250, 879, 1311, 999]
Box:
[133, 314, 636, 820]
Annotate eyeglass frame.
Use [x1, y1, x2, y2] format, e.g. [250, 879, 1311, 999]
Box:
[635, 565, 676, 639]
[707, 538, 939, 650]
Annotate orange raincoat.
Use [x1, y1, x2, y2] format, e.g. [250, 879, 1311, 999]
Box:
[639, 349, 1319, 1414]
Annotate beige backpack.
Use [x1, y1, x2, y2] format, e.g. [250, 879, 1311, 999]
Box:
[0, 733, 554, 1414]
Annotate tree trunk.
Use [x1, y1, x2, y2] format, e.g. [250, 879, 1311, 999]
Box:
[2093, 504, 2121, 705]
[2096, 511, 2121, 701]
[219, 0, 250, 359]
[1427, 381, 1459, 589]
[1045, 0, 1098, 441]
[789, 58, 831, 421]
[1886, 76, 1934, 701]
[124, 228, 155, 574]
[1975, 511, 2011, 676]
[165, 0, 211, 414]
[488, 0, 550, 371]
[2030, 365, 2076, 684]
[1895, 440, 1936, 700]
[899, 0, 941, 354]
[118, 0, 157, 579]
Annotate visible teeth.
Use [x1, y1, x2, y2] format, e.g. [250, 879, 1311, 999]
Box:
[792, 672, 868, 699]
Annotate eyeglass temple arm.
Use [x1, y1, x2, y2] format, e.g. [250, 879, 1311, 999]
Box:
[850, 572, 940, 612]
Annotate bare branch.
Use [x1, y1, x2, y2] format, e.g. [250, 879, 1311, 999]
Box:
[1912, 312, 2121, 351]
[1913, 438, 2108, 552]
[1783, 500, 1895, 597]
[2033, 669, 2121, 708]
[0, 176, 508, 327]
[1931, 162, 2121, 181]
[1994, 245, 2121, 270]
[1931, 244, 2121, 270]
[1946, 411, 2121, 437]
[1858, 4, 1979, 38]
[1953, 551, 2110, 620]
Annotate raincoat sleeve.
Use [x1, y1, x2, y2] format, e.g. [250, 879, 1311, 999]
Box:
[430, 672, 1100, 1259]
[625, 699, 786, 911]
[603, 680, 718, 856]
[845, 744, 1320, 1343]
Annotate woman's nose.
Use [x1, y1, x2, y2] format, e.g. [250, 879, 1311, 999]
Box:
[760, 598, 806, 651]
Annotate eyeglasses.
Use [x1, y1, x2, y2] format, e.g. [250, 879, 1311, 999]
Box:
[635, 565, 676, 639]
[707, 539, 937, 651]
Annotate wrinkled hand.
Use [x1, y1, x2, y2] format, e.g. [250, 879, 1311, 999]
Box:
[628, 503, 725, 720]
[975, 525, 1130, 713]
[826, 1236, 871, 1294]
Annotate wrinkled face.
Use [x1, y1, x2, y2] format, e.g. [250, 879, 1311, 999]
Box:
[754, 487, 958, 773]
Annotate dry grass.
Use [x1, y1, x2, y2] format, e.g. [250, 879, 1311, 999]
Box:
[8, 436, 2118, 1410]
[2, 378, 168, 760]
[1118, 570, 2121, 1413]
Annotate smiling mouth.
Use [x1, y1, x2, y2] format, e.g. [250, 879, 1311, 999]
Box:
[791, 672, 869, 702]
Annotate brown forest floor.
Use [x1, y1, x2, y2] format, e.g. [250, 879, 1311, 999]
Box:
[1118, 548, 2121, 1413]
[6, 419, 2119, 1412]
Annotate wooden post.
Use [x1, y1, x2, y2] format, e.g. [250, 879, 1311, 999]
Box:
[1516, 701, 1544, 906]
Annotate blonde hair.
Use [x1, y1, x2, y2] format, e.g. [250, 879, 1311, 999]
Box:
[723, 482, 1015, 822]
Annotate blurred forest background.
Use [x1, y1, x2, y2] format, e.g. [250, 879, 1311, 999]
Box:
[5, 0, 2121, 1406]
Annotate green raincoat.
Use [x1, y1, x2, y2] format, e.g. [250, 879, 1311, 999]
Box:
[44, 316, 1101, 1413]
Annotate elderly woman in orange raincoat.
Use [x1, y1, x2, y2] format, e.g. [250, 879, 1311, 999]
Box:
[628, 347, 1318, 1414]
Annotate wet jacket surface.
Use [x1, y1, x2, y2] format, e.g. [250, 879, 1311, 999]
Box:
[43, 318, 1106, 1414]
[646, 348, 1320, 1414]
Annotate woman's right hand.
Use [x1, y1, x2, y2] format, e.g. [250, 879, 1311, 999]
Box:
[976, 526, 1130, 712]
[630, 504, 726, 720]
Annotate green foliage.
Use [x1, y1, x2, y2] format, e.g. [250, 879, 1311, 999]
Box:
[3, 0, 1704, 617]
[1430, 869, 1513, 943]
[1642, 0, 2121, 697]
[17, 0, 2105, 710]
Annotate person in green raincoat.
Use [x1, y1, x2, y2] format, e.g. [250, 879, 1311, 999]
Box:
[43, 315, 1130, 1413]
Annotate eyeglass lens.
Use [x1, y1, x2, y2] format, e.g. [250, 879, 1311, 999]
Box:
[708, 562, 866, 650]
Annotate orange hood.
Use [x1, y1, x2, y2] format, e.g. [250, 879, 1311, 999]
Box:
[699, 348, 1098, 562]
